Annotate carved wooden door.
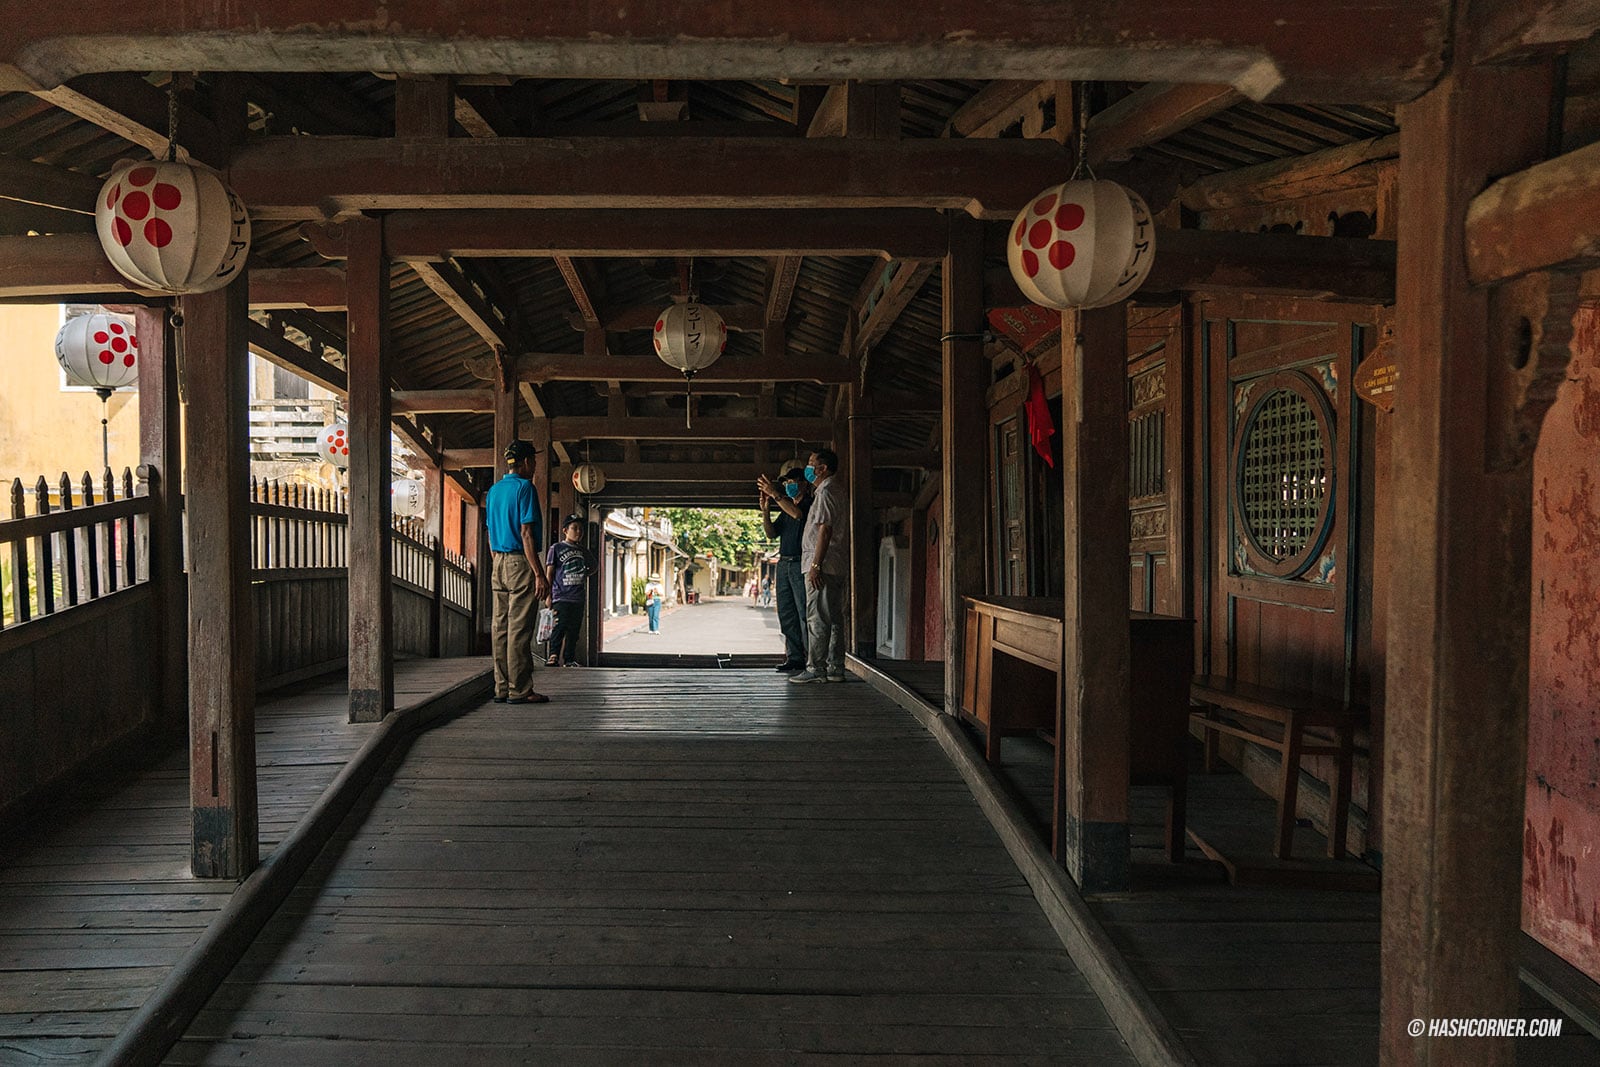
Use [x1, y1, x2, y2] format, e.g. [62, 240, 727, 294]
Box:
[1127, 305, 1188, 616]
[1195, 296, 1376, 699]
[995, 414, 1028, 596]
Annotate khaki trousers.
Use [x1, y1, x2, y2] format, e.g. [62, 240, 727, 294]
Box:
[491, 552, 539, 699]
[806, 572, 847, 677]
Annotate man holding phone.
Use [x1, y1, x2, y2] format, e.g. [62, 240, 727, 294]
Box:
[758, 466, 811, 673]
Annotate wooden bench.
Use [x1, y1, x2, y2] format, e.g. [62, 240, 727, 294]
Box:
[1189, 675, 1367, 861]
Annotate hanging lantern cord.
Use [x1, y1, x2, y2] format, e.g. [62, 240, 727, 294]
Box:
[1070, 83, 1095, 182]
[95, 387, 113, 471]
[684, 370, 695, 429]
[165, 77, 180, 163]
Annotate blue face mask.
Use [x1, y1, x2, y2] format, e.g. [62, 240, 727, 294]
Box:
[804, 465, 817, 483]
[784, 481, 802, 500]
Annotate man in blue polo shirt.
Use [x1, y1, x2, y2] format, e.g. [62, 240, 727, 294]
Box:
[486, 439, 551, 704]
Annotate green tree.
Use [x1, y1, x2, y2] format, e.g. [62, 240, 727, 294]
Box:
[662, 508, 772, 570]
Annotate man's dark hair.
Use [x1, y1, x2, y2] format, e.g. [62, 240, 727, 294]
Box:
[504, 439, 539, 463]
[814, 448, 839, 472]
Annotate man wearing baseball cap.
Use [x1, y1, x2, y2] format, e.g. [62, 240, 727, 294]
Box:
[485, 439, 551, 703]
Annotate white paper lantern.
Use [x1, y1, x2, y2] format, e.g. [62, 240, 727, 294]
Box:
[1006, 181, 1155, 310]
[55, 312, 139, 392]
[317, 422, 351, 469]
[652, 303, 727, 374]
[572, 464, 607, 494]
[392, 479, 426, 517]
[96, 159, 251, 295]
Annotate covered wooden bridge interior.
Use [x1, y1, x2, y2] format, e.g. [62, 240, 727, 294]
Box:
[4, 3, 1600, 1064]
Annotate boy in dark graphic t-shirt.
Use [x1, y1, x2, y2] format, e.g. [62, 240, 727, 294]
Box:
[544, 515, 596, 667]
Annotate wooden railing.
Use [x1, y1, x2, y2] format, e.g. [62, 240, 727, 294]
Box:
[1, 469, 150, 629]
[1, 471, 474, 645]
[249, 478, 347, 574]
[392, 516, 435, 596]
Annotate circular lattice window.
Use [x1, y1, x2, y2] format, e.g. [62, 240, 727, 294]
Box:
[1231, 371, 1335, 578]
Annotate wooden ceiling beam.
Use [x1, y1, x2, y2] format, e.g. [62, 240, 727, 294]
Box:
[33, 73, 226, 168]
[598, 463, 768, 483]
[521, 353, 853, 385]
[225, 135, 1074, 220]
[390, 389, 496, 415]
[944, 81, 1042, 138]
[550, 416, 832, 441]
[0, 4, 1448, 102]
[0, 235, 347, 306]
[599, 303, 766, 333]
[409, 259, 517, 352]
[248, 267, 347, 311]
[0, 200, 95, 237]
[584, 485, 769, 506]
[1465, 139, 1600, 285]
[1085, 83, 1243, 165]
[853, 259, 936, 361]
[247, 318, 348, 395]
[807, 82, 901, 139]
[1473, 0, 1600, 63]
[240, 73, 385, 137]
[554, 255, 603, 328]
[0, 234, 132, 296]
[443, 448, 496, 470]
[380, 208, 947, 260]
[983, 227, 1397, 305]
[764, 254, 802, 356]
[766, 256, 802, 324]
[0, 154, 101, 213]
[394, 75, 453, 138]
[1178, 133, 1399, 211]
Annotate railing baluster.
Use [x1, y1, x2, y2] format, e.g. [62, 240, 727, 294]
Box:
[101, 468, 118, 594]
[34, 476, 54, 616]
[79, 472, 99, 601]
[248, 477, 257, 570]
[58, 474, 78, 607]
[8, 478, 29, 625]
[121, 468, 137, 588]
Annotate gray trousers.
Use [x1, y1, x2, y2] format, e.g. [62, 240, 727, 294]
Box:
[806, 572, 847, 677]
[774, 559, 807, 662]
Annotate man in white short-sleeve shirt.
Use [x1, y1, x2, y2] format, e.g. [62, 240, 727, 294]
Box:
[791, 447, 849, 684]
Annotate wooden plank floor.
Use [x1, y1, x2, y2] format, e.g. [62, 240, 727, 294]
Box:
[170, 668, 1137, 1065]
[0, 657, 490, 1066]
[861, 667, 1600, 1064]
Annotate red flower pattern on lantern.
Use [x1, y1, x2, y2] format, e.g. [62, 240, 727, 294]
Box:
[96, 159, 251, 295]
[1006, 180, 1155, 310]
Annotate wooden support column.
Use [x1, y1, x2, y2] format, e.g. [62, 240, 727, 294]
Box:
[531, 418, 553, 552]
[424, 462, 445, 658]
[179, 276, 256, 879]
[1380, 51, 1562, 1065]
[941, 214, 988, 714]
[1056, 308, 1132, 893]
[135, 304, 186, 737]
[848, 385, 876, 658]
[345, 215, 393, 723]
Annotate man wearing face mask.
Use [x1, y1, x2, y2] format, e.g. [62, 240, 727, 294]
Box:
[787, 448, 848, 684]
[757, 466, 812, 673]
